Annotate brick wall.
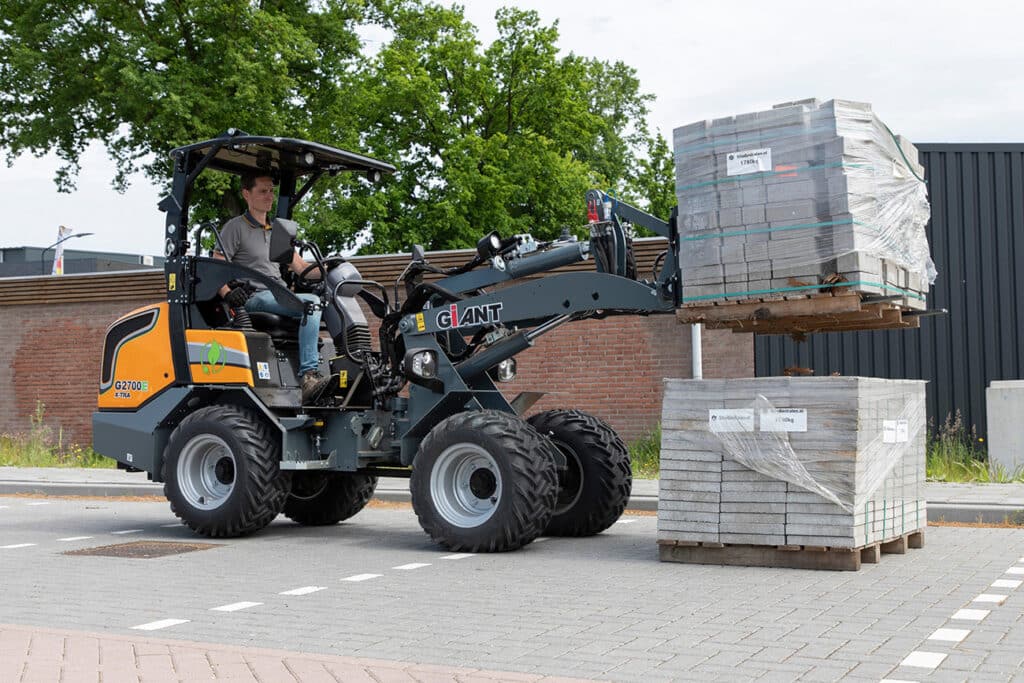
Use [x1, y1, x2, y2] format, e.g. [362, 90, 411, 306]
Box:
[0, 260, 754, 447]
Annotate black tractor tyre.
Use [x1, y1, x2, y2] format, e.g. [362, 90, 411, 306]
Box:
[162, 405, 292, 538]
[527, 409, 632, 536]
[283, 472, 378, 526]
[410, 410, 558, 552]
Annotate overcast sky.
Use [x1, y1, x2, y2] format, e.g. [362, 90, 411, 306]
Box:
[2, 0, 1020, 257]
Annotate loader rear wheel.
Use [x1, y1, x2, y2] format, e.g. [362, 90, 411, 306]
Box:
[527, 409, 632, 536]
[163, 405, 291, 538]
[410, 410, 557, 552]
[283, 472, 378, 526]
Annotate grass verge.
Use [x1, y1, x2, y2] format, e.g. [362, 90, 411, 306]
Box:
[0, 402, 113, 468]
[629, 424, 660, 479]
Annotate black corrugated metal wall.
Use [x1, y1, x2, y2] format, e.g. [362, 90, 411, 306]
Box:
[755, 144, 1024, 439]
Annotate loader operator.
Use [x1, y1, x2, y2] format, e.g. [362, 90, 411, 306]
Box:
[214, 172, 328, 401]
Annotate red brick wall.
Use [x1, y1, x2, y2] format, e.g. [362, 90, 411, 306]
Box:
[0, 301, 138, 448]
[0, 297, 752, 447]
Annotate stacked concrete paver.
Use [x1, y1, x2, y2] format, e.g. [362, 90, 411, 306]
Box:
[658, 377, 926, 550]
[673, 98, 932, 308]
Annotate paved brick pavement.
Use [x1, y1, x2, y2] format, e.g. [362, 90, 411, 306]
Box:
[2, 495, 1023, 682]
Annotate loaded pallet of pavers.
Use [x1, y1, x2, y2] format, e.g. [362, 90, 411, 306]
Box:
[672, 98, 936, 335]
[657, 377, 926, 571]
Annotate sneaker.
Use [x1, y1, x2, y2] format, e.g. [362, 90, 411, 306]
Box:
[301, 371, 329, 402]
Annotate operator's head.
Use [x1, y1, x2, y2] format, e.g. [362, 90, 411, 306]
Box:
[241, 172, 277, 216]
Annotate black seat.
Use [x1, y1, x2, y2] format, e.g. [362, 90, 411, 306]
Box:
[249, 311, 300, 341]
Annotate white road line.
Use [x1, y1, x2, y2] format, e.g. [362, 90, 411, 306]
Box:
[532, 537, 549, 543]
[616, 519, 637, 524]
[341, 574, 382, 582]
[0, 543, 36, 549]
[0, 505, 9, 509]
[900, 651, 947, 669]
[440, 553, 474, 560]
[26, 502, 49, 506]
[57, 536, 94, 542]
[928, 628, 970, 643]
[210, 602, 262, 612]
[132, 619, 189, 631]
[279, 586, 327, 596]
[392, 563, 431, 570]
[973, 593, 1009, 604]
[1005, 567, 1024, 576]
[111, 529, 142, 535]
[951, 608, 990, 621]
[992, 579, 1023, 589]
[161, 523, 182, 528]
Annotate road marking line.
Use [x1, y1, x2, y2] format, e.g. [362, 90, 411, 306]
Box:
[951, 608, 990, 621]
[341, 574, 382, 582]
[0, 505, 9, 509]
[532, 537, 549, 543]
[928, 628, 970, 643]
[111, 529, 142, 535]
[1005, 567, 1024, 575]
[279, 586, 326, 596]
[161, 523, 182, 528]
[210, 602, 262, 612]
[992, 579, 1023, 589]
[900, 651, 947, 669]
[132, 619, 189, 631]
[57, 536, 94, 542]
[0, 543, 36, 549]
[392, 563, 431, 570]
[26, 502, 50, 506]
[973, 593, 1009, 604]
[616, 519, 637, 524]
[441, 553, 474, 560]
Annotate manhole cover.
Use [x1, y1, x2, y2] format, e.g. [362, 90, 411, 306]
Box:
[64, 541, 221, 558]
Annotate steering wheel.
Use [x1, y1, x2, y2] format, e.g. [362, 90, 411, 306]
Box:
[294, 255, 346, 292]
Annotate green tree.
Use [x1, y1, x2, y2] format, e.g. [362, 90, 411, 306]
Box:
[306, 4, 668, 253]
[1, 0, 671, 253]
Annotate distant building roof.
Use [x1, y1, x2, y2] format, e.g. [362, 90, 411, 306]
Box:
[0, 246, 164, 278]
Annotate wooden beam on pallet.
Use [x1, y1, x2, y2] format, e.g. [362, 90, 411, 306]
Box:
[676, 291, 864, 323]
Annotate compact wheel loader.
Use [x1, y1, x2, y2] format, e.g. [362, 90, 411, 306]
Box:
[93, 130, 683, 551]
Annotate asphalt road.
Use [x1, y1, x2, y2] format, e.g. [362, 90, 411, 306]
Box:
[2, 496, 1024, 682]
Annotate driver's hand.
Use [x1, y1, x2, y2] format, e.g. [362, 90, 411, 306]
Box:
[224, 287, 250, 308]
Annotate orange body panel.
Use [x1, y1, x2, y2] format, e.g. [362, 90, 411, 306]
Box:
[184, 329, 254, 386]
[97, 303, 174, 409]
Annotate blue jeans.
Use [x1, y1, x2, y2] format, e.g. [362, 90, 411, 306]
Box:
[245, 290, 322, 376]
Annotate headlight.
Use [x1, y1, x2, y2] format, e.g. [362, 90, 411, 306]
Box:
[410, 350, 437, 379]
[495, 358, 516, 382]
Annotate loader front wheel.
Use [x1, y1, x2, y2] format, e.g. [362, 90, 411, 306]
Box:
[410, 411, 557, 552]
[163, 405, 291, 538]
[283, 472, 378, 526]
[527, 409, 632, 536]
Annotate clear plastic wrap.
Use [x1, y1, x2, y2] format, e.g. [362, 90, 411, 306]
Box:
[672, 98, 935, 305]
[709, 392, 927, 513]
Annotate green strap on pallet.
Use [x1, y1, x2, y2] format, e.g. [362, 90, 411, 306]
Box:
[681, 279, 926, 303]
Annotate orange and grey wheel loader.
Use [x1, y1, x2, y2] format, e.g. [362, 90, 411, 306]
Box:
[93, 129, 682, 551]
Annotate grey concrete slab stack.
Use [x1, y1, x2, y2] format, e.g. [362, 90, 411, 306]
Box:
[673, 98, 933, 309]
[658, 377, 926, 554]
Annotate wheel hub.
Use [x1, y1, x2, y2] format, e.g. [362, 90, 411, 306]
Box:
[176, 434, 237, 511]
[430, 443, 502, 528]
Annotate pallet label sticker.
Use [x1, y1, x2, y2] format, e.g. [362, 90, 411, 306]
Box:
[883, 419, 910, 443]
[708, 408, 755, 432]
[760, 408, 808, 432]
[726, 148, 772, 176]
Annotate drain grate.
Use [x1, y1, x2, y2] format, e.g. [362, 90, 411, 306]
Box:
[64, 540, 221, 558]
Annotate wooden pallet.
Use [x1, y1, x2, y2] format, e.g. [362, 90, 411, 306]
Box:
[657, 530, 924, 571]
[676, 290, 921, 335]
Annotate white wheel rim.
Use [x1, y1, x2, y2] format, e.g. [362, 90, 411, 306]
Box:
[177, 434, 236, 510]
[430, 443, 501, 528]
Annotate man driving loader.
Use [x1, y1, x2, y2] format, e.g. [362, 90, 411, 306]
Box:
[214, 172, 328, 401]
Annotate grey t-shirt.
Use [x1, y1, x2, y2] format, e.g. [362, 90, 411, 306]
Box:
[217, 214, 287, 289]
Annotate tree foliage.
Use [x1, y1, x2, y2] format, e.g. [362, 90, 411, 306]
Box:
[0, 0, 673, 253]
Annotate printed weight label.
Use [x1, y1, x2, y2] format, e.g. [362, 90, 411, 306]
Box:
[760, 408, 808, 432]
[726, 148, 772, 176]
